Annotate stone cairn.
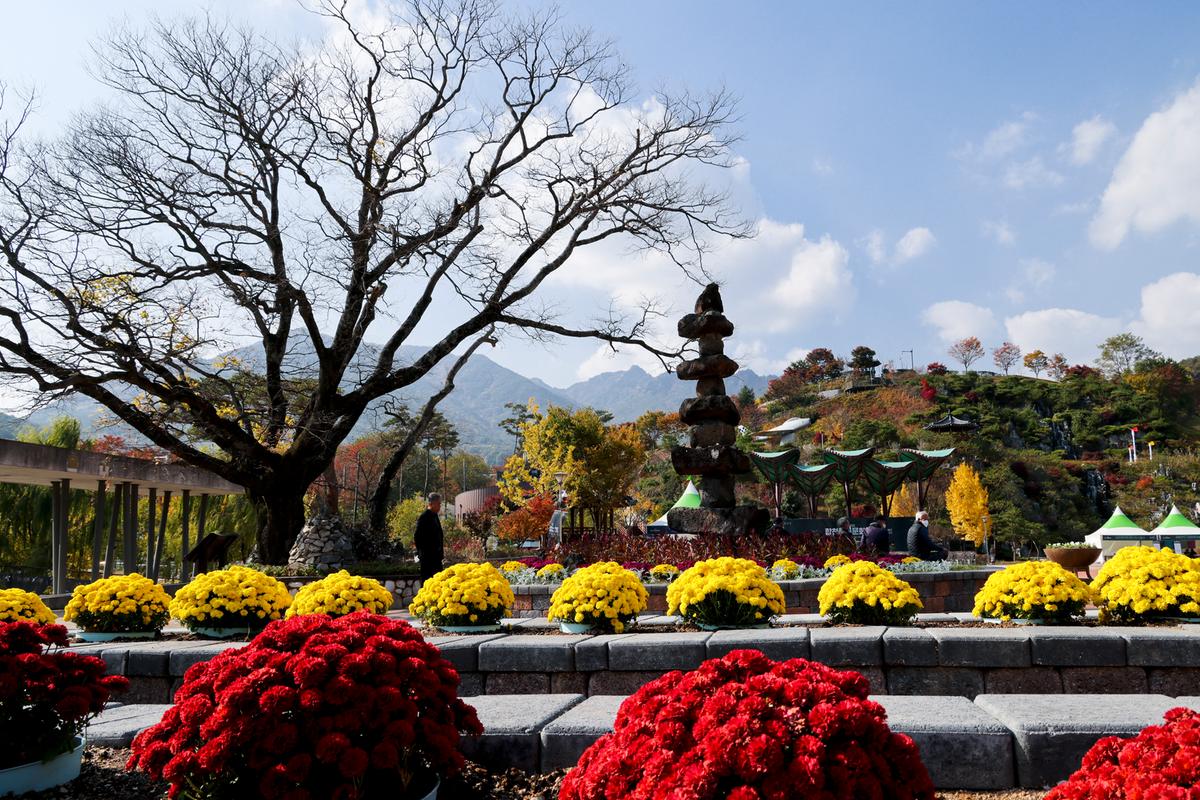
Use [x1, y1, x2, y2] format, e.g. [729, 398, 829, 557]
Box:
[667, 283, 770, 536]
[286, 515, 356, 573]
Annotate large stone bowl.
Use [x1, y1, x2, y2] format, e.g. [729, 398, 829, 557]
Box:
[1045, 546, 1101, 574]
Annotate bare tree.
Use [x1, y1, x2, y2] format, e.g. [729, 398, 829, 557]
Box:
[0, 1, 746, 561]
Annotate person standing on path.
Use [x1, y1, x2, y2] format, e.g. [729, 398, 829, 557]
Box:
[415, 492, 444, 583]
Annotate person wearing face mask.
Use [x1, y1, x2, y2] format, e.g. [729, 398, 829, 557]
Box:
[907, 511, 945, 561]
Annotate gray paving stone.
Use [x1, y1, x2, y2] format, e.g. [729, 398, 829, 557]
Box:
[86, 703, 171, 746]
[873, 695, 1014, 789]
[888, 667, 984, 698]
[608, 632, 710, 671]
[462, 694, 584, 771]
[705, 628, 810, 661]
[809, 627, 885, 665]
[168, 642, 247, 676]
[478, 635, 588, 672]
[424, 634, 503, 672]
[540, 695, 625, 770]
[126, 642, 214, 676]
[574, 634, 634, 672]
[883, 628, 939, 665]
[931, 629, 1030, 667]
[974, 694, 1182, 787]
[1028, 628, 1125, 666]
[1121, 628, 1200, 666]
[776, 613, 824, 625]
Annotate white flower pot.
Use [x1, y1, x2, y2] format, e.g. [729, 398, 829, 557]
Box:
[75, 630, 157, 643]
[558, 621, 596, 634]
[0, 737, 84, 796]
[981, 617, 1047, 625]
[436, 624, 501, 634]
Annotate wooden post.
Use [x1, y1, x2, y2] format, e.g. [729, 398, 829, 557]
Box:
[197, 493, 210, 542]
[146, 487, 157, 573]
[151, 490, 172, 580]
[91, 480, 106, 581]
[50, 480, 63, 594]
[180, 490, 192, 581]
[123, 483, 139, 573]
[104, 483, 122, 578]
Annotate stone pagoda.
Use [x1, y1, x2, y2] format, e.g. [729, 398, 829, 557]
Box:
[667, 283, 770, 536]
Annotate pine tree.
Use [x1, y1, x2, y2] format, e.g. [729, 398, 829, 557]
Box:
[945, 463, 990, 546]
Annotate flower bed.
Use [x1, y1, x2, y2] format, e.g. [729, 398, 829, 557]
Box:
[129, 612, 481, 798]
[561, 650, 935, 799]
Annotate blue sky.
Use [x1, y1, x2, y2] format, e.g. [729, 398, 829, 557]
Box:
[4, 2, 1200, 385]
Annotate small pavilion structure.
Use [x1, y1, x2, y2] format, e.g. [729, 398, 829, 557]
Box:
[923, 414, 979, 433]
[0, 438, 244, 593]
[897, 448, 957, 508]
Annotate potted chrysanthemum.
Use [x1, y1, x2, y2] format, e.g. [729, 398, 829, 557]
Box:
[548, 562, 648, 633]
[973, 561, 1092, 624]
[169, 565, 292, 638]
[287, 570, 393, 618]
[1092, 545, 1200, 623]
[667, 557, 785, 629]
[64, 573, 172, 641]
[818, 561, 923, 625]
[408, 562, 514, 632]
[0, 587, 57, 625]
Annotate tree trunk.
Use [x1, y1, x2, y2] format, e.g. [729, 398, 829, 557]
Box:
[251, 487, 308, 565]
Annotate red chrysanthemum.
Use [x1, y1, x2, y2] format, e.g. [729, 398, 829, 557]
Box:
[0, 620, 128, 770]
[129, 612, 481, 799]
[560, 650, 934, 800]
[1046, 707, 1200, 799]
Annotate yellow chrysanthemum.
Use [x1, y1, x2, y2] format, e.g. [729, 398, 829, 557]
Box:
[0, 587, 56, 625]
[170, 566, 291, 630]
[548, 562, 648, 633]
[972, 561, 1092, 622]
[666, 557, 785, 628]
[409, 562, 514, 627]
[648, 564, 681, 582]
[824, 554, 852, 569]
[64, 573, 171, 632]
[1093, 546, 1200, 622]
[286, 570, 392, 618]
[818, 561, 922, 625]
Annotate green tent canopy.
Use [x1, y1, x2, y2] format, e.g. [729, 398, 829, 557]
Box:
[751, 450, 801, 518]
[1099, 506, 1143, 531]
[897, 448, 956, 508]
[863, 460, 916, 518]
[1151, 505, 1199, 534]
[671, 481, 702, 509]
[789, 463, 837, 517]
[821, 448, 875, 519]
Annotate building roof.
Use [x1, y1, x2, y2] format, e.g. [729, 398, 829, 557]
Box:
[0, 438, 243, 494]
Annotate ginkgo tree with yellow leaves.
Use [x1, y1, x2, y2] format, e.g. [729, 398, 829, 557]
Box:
[499, 403, 646, 530]
[945, 463, 991, 547]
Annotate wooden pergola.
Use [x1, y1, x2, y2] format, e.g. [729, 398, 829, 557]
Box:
[0, 439, 244, 593]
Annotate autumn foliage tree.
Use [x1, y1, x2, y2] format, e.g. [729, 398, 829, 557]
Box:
[992, 342, 1021, 374]
[0, 3, 744, 562]
[1048, 353, 1070, 381]
[948, 337, 985, 372]
[945, 463, 990, 547]
[495, 494, 556, 544]
[1023, 350, 1049, 377]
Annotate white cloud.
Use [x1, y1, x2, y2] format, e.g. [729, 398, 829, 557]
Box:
[977, 112, 1037, 160]
[922, 301, 997, 345]
[730, 341, 808, 375]
[1090, 79, 1200, 250]
[1065, 115, 1117, 166]
[1003, 156, 1065, 189]
[812, 157, 834, 176]
[1004, 308, 1121, 364]
[1005, 258, 1056, 303]
[894, 227, 937, 263]
[766, 231, 854, 327]
[1131, 272, 1200, 358]
[863, 229, 887, 265]
[981, 219, 1016, 246]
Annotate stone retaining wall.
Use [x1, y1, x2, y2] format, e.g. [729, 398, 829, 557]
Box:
[511, 569, 995, 618]
[85, 621, 1200, 706]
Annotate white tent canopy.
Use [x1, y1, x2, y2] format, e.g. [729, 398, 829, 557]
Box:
[647, 481, 701, 532]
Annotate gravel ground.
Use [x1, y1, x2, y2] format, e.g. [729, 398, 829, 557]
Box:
[21, 748, 1050, 800]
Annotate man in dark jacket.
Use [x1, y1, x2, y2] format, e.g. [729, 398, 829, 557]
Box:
[864, 515, 891, 555]
[414, 493, 444, 582]
[907, 511, 946, 561]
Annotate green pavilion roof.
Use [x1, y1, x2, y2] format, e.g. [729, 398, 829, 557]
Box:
[862, 459, 916, 496]
[750, 449, 801, 483]
[789, 462, 837, 497]
[898, 448, 956, 481]
[821, 447, 876, 483]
